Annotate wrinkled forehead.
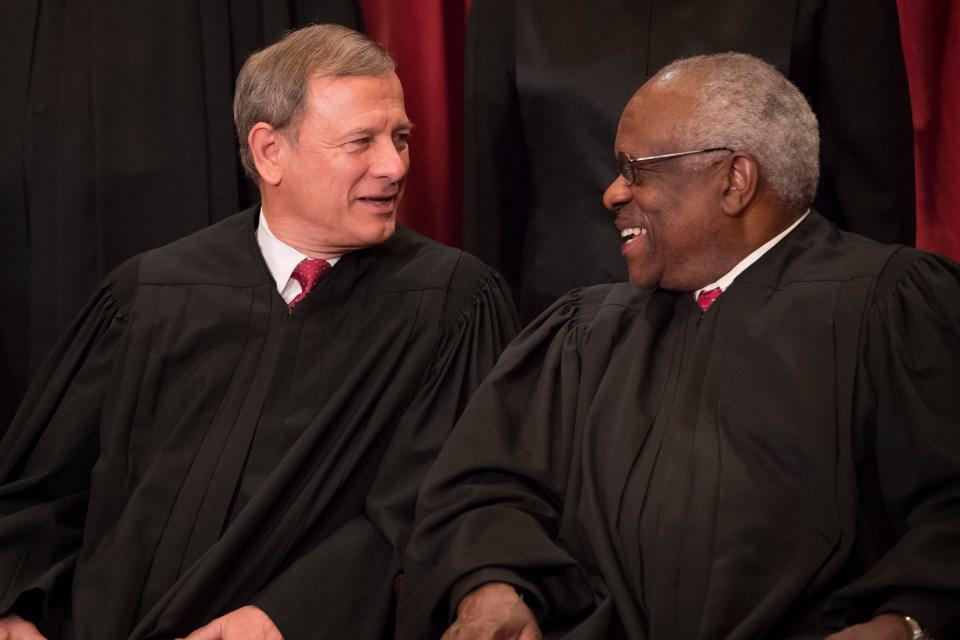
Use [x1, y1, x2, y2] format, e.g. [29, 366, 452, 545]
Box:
[306, 72, 404, 100]
[615, 80, 696, 153]
[308, 73, 408, 116]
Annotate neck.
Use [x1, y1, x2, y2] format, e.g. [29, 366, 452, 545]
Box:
[736, 198, 802, 256]
[260, 194, 342, 260]
[693, 203, 803, 291]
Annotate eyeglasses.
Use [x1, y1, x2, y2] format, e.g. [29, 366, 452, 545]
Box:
[616, 147, 733, 185]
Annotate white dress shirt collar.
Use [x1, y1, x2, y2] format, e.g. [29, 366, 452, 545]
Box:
[693, 210, 808, 300]
[256, 209, 340, 304]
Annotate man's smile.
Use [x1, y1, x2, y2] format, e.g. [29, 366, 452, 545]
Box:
[620, 226, 647, 244]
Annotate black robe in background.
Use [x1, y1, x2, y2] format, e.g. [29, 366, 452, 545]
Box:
[464, 0, 916, 322]
[401, 212, 960, 639]
[0, 207, 519, 639]
[0, 0, 362, 429]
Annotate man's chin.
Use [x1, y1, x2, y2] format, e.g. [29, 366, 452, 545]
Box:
[628, 266, 700, 293]
[379, 217, 397, 239]
[629, 280, 658, 292]
[627, 267, 660, 291]
[359, 219, 396, 248]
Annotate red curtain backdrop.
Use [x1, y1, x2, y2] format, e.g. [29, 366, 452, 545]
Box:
[360, 0, 471, 247]
[898, 0, 960, 261]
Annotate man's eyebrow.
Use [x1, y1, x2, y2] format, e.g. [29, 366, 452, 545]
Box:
[341, 127, 377, 138]
[340, 121, 415, 137]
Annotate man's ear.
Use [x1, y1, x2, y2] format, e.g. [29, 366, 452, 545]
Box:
[249, 123, 284, 186]
[720, 153, 759, 217]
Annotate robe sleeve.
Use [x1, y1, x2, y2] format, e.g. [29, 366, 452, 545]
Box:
[399, 290, 604, 640]
[825, 251, 960, 637]
[462, 0, 528, 296]
[0, 260, 135, 634]
[249, 257, 520, 638]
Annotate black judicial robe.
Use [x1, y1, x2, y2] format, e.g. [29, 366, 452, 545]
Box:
[0, 207, 519, 639]
[464, 0, 916, 322]
[401, 212, 960, 639]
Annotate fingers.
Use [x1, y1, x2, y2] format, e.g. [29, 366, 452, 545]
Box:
[820, 614, 912, 640]
[0, 615, 48, 640]
[177, 606, 281, 640]
[521, 628, 543, 640]
[441, 618, 542, 640]
[178, 619, 222, 640]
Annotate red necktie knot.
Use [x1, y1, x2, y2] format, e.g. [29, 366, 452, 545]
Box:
[696, 287, 722, 312]
[288, 258, 331, 308]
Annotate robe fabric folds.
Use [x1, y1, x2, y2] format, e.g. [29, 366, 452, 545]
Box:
[0, 207, 519, 639]
[401, 212, 960, 639]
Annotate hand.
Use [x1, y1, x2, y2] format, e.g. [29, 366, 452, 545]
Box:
[824, 613, 913, 640]
[0, 615, 47, 640]
[178, 606, 282, 640]
[442, 582, 542, 640]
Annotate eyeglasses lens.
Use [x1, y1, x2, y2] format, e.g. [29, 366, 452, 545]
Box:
[616, 152, 635, 185]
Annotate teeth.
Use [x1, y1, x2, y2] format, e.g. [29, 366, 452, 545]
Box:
[620, 227, 646, 243]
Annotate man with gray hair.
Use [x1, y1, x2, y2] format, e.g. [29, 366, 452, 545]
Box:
[400, 53, 960, 639]
[0, 24, 517, 639]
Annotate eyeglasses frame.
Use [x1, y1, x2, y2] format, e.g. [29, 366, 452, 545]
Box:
[616, 147, 734, 185]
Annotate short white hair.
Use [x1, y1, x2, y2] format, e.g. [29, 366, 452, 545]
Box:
[658, 53, 820, 213]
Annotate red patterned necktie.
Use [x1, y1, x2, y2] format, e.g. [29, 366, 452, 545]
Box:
[288, 258, 332, 309]
[696, 287, 722, 312]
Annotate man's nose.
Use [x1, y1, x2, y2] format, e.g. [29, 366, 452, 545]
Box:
[602, 175, 631, 212]
[371, 140, 408, 182]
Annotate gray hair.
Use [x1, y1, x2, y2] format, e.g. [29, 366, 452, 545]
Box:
[234, 23, 396, 181]
[657, 53, 820, 213]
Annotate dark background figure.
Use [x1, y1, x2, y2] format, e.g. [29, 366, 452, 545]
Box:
[462, 0, 916, 321]
[0, 0, 363, 430]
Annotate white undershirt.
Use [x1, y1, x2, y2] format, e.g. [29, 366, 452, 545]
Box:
[693, 210, 809, 300]
[256, 210, 341, 304]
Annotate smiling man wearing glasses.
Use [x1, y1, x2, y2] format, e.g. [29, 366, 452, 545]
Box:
[401, 53, 960, 640]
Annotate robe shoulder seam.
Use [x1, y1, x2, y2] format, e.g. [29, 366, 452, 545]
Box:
[872, 246, 931, 304]
[441, 250, 506, 324]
